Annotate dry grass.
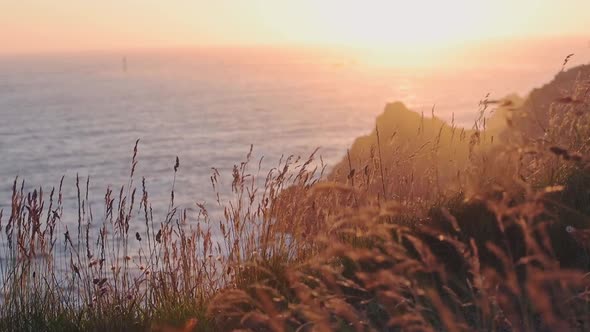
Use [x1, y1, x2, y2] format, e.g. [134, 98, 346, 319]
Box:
[1, 63, 590, 331]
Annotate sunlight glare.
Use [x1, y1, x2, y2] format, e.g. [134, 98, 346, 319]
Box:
[310, 0, 486, 48]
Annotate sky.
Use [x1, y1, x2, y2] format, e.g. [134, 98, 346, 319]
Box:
[1, 0, 589, 55]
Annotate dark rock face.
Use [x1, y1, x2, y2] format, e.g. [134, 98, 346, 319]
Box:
[508, 64, 590, 140]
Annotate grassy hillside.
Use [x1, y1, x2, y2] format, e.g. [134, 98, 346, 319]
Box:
[1, 65, 590, 331]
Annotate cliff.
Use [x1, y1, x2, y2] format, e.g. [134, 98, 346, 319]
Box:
[328, 101, 477, 199]
[328, 64, 590, 199]
[503, 64, 590, 141]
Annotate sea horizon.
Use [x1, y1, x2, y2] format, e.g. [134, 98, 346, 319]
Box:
[2, 44, 588, 211]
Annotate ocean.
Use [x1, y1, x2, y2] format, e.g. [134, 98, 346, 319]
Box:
[0, 46, 586, 245]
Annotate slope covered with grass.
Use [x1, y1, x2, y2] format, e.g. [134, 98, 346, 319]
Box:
[1, 65, 590, 331]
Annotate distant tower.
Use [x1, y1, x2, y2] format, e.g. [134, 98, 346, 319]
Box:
[122, 56, 128, 73]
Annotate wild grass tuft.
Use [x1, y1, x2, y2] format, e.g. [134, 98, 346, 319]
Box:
[1, 63, 590, 331]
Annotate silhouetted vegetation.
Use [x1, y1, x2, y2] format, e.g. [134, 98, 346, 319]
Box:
[1, 64, 590, 331]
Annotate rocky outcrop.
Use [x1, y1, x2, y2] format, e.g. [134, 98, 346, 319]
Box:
[328, 102, 477, 199]
[328, 64, 590, 199]
[505, 64, 590, 141]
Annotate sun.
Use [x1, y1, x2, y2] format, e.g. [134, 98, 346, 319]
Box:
[308, 0, 487, 48]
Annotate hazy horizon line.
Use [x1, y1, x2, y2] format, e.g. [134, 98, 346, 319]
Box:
[1, 34, 588, 58]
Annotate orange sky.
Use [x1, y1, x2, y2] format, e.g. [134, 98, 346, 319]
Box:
[1, 0, 589, 55]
